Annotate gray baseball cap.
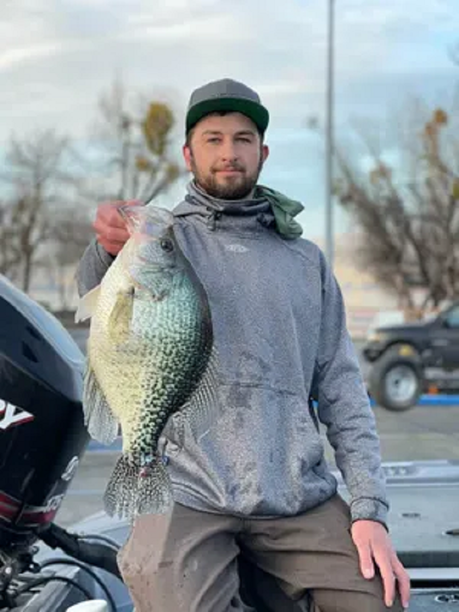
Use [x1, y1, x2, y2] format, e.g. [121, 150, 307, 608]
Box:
[186, 78, 269, 135]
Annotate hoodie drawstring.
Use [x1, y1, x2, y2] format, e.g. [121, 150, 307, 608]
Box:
[206, 210, 222, 231]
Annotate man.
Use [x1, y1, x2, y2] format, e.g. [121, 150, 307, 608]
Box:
[76, 78, 410, 612]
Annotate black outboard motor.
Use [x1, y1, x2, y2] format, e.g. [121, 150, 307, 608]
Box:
[0, 274, 89, 554]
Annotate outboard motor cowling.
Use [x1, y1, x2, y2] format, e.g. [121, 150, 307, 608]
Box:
[0, 275, 89, 553]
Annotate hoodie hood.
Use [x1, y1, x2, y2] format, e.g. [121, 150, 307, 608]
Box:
[173, 181, 304, 239]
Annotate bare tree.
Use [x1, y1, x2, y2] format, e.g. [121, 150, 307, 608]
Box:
[0, 79, 185, 303]
[91, 77, 184, 202]
[0, 199, 22, 280]
[0, 130, 82, 292]
[335, 101, 459, 317]
[42, 211, 94, 310]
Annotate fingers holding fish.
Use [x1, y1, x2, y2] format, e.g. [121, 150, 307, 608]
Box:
[93, 200, 142, 255]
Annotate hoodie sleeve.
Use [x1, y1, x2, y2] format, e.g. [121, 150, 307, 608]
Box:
[75, 238, 115, 297]
[313, 250, 389, 528]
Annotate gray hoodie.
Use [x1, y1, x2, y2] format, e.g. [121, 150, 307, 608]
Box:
[75, 181, 389, 526]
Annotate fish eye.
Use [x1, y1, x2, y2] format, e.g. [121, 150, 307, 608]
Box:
[160, 238, 174, 253]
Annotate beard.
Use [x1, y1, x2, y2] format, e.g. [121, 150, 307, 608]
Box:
[189, 153, 264, 200]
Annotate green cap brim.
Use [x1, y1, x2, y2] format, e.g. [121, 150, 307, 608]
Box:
[186, 98, 269, 135]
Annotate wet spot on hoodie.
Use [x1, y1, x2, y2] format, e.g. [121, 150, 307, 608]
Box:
[226, 383, 254, 407]
[232, 410, 245, 432]
[236, 351, 272, 382]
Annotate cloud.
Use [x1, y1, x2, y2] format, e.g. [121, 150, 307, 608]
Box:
[0, 43, 63, 70]
[1, 0, 456, 139]
[0, 0, 457, 236]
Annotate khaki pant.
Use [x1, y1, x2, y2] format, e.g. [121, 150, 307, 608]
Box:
[118, 494, 404, 612]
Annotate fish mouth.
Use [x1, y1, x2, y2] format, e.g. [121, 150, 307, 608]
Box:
[119, 204, 174, 236]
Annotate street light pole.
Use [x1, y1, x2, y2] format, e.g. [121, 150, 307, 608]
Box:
[325, 0, 335, 269]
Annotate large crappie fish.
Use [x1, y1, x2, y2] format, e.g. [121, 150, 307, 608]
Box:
[75, 204, 218, 519]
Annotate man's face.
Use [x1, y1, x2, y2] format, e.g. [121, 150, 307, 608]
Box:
[183, 112, 270, 200]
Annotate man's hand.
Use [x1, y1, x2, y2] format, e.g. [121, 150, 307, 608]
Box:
[93, 200, 140, 256]
[351, 520, 410, 609]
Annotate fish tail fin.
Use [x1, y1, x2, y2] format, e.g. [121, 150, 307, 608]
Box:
[83, 366, 119, 445]
[137, 460, 173, 515]
[103, 455, 172, 519]
[103, 455, 139, 519]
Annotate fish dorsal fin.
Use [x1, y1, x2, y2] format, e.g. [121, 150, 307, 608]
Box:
[75, 285, 101, 323]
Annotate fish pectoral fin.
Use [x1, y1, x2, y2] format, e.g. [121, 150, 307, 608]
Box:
[75, 285, 101, 323]
[178, 347, 221, 439]
[82, 365, 120, 445]
[108, 287, 135, 344]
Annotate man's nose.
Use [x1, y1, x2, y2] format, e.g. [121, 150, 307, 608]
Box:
[220, 140, 238, 162]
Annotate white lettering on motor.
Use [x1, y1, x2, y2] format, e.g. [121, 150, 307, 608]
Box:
[0, 399, 34, 431]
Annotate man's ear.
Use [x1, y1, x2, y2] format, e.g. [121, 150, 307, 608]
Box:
[262, 144, 270, 164]
[183, 144, 193, 172]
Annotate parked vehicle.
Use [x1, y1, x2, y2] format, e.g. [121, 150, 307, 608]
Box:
[363, 302, 459, 410]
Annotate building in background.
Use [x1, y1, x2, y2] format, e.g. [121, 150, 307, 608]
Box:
[313, 233, 400, 339]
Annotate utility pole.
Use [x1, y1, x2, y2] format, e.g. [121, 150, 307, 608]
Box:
[325, 0, 335, 269]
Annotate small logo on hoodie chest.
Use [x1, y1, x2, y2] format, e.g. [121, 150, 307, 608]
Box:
[225, 244, 249, 253]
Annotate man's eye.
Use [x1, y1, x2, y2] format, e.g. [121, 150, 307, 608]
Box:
[207, 138, 220, 144]
[237, 138, 252, 143]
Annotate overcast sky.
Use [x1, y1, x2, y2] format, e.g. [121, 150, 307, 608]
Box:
[1, 0, 458, 239]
